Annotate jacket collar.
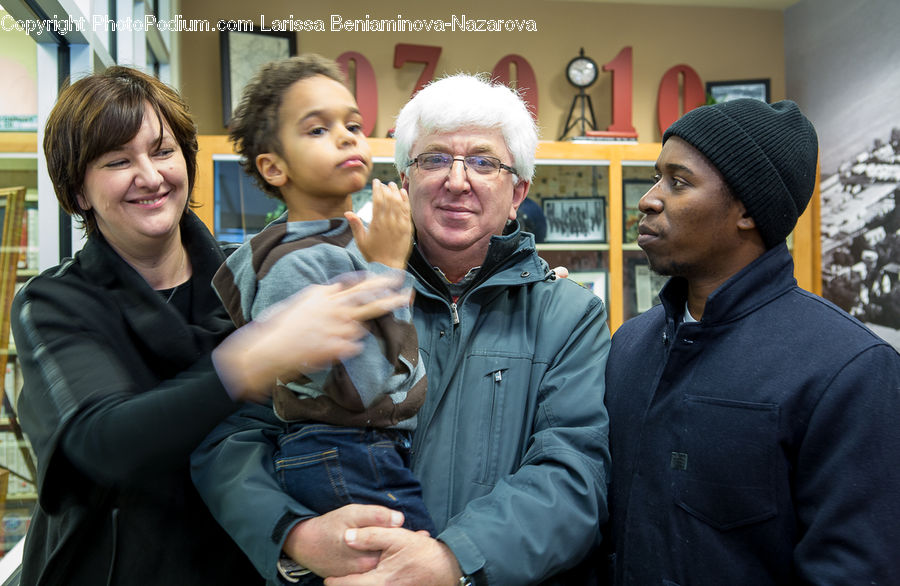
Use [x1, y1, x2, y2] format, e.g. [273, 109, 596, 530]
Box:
[409, 220, 549, 299]
[78, 211, 233, 374]
[659, 242, 797, 325]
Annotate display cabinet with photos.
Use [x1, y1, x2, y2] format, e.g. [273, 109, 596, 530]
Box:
[195, 137, 822, 332]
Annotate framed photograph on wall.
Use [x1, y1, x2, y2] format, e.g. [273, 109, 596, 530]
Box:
[220, 29, 297, 127]
[634, 263, 670, 313]
[542, 197, 606, 243]
[622, 179, 653, 243]
[570, 271, 608, 303]
[706, 79, 771, 104]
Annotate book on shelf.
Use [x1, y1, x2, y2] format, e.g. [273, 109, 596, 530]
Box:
[12, 208, 39, 271]
[3, 359, 21, 414]
[26, 207, 38, 270]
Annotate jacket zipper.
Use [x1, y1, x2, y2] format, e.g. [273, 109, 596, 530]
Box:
[450, 302, 460, 325]
[482, 369, 503, 482]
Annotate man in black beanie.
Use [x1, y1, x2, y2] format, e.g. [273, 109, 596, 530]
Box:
[602, 98, 900, 585]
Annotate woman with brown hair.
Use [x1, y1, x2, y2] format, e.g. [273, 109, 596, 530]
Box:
[10, 66, 406, 585]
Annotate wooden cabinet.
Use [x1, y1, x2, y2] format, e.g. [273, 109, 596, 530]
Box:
[195, 136, 822, 332]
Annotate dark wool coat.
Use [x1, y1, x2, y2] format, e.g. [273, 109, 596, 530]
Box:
[604, 243, 900, 585]
[11, 212, 262, 585]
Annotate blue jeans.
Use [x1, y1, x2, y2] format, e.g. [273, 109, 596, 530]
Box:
[275, 423, 435, 536]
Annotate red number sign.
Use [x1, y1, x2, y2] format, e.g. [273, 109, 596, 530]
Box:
[336, 51, 378, 137]
[602, 47, 636, 134]
[656, 64, 705, 136]
[491, 54, 539, 120]
[394, 43, 443, 99]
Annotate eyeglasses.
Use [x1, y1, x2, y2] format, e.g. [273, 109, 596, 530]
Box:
[407, 152, 518, 177]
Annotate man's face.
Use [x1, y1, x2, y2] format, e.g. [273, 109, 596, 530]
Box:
[401, 127, 528, 265]
[637, 136, 754, 281]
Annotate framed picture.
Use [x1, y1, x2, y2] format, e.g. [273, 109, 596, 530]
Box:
[570, 271, 608, 303]
[633, 263, 670, 314]
[220, 29, 297, 127]
[622, 179, 653, 243]
[706, 79, 770, 104]
[536, 249, 605, 274]
[542, 197, 606, 243]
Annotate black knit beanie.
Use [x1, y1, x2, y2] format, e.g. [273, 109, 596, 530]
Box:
[662, 98, 819, 249]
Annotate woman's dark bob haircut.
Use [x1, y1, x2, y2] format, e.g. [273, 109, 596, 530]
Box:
[43, 66, 198, 235]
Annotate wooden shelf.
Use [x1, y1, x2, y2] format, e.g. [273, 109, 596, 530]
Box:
[538, 243, 609, 251]
[0, 133, 37, 153]
[4, 493, 37, 502]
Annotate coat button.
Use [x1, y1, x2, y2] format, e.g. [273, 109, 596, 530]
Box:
[520, 271, 530, 278]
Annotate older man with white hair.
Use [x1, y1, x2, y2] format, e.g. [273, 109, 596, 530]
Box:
[194, 74, 610, 586]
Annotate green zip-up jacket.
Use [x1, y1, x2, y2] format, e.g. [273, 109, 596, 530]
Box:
[192, 223, 611, 585]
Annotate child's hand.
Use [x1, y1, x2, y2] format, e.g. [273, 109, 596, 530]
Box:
[213, 275, 411, 403]
[345, 179, 413, 269]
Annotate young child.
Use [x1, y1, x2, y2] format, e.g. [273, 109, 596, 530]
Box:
[212, 55, 435, 579]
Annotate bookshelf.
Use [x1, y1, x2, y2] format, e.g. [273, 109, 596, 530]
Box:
[0, 137, 40, 551]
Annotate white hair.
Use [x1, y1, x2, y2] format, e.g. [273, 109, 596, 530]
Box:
[393, 73, 539, 181]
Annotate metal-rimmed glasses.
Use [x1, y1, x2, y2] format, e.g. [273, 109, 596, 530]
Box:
[406, 152, 518, 177]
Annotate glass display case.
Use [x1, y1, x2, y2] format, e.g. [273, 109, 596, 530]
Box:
[201, 138, 401, 243]
[196, 137, 821, 332]
[529, 160, 610, 306]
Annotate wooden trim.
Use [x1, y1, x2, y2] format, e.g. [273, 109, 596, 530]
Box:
[809, 161, 823, 296]
[0, 133, 38, 153]
[536, 140, 662, 161]
[791, 158, 822, 295]
[607, 151, 624, 328]
[368, 138, 396, 158]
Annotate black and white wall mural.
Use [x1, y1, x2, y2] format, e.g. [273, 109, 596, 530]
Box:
[787, 0, 900, 349]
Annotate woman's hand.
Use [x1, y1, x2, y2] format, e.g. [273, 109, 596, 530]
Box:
[213, 274, 411, 403]
[345, 179, 414, 270]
